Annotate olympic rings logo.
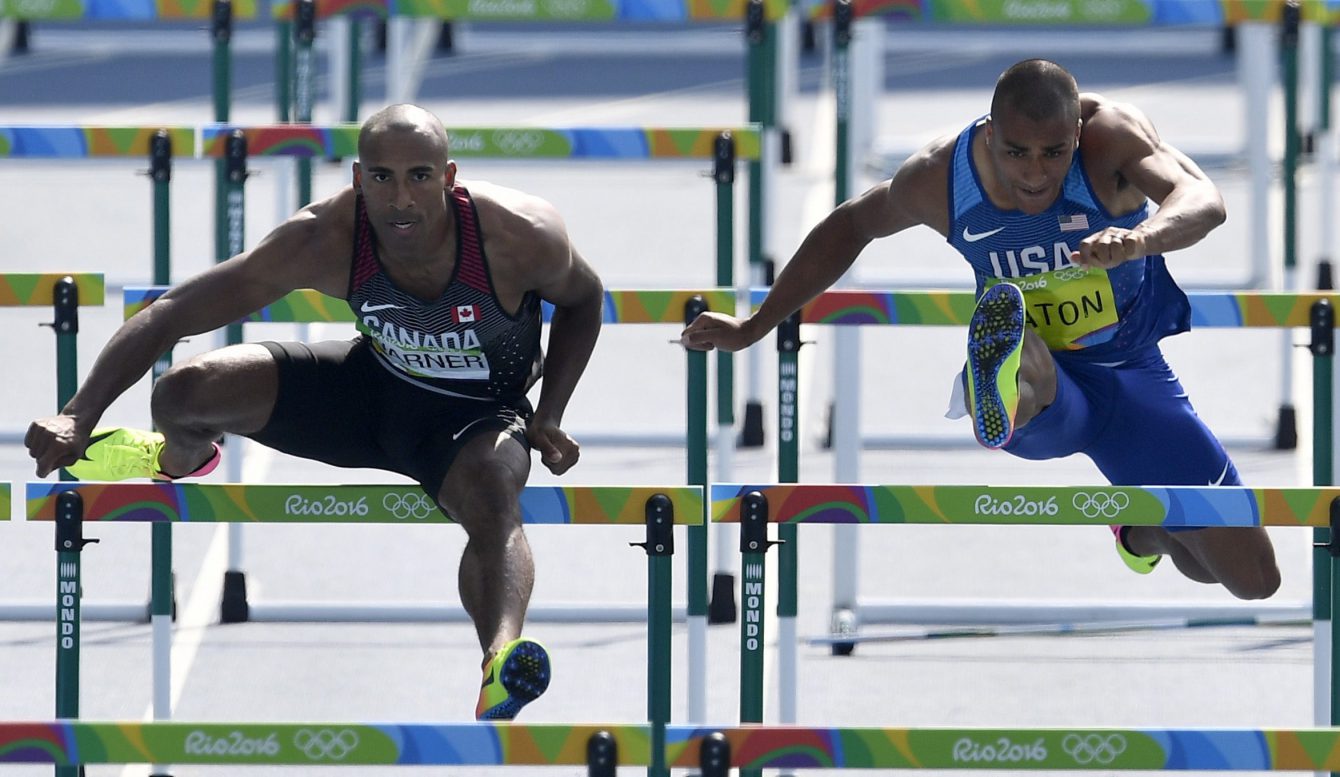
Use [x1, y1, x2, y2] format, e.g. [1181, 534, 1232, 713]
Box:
[1062, 733, 1127, 765]
[294, 728, 360, 761]
[383, 492, 437, 520]
[1053, 266, 1091, 282]
[492, 130, 546, 156]
[1072, 491, 1130, 519]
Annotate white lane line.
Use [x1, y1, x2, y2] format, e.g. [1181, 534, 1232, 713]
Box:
[118, 439, 275, 777]
[118, 523, 228, 777]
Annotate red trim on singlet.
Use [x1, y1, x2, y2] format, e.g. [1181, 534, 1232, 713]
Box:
[350, 194, 379, 292]
[450, 186, 491, 294]
[349, 187, 491, 295]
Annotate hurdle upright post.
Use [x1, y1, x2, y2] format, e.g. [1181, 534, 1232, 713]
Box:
[685, 296, 711, 723]
[50, 277, 79, 422]
[1313, 299, 1334, 747]
[738, 491, 772, 777]
[829, 0, 863, 655]
[211, 0, 233, 294]
[638, 494, 675, 777]
[54, 490, 94, 777]
[776, 311, 800, 728]
[293, 0, 316, 207]
[586, 730, 617, 777]
[709, 133, 739, 629]
[1278, 0, 1303, 450]
[742, 0, 775, 448]
[217, 130, 250, 623]
[148, 129, 177, 777]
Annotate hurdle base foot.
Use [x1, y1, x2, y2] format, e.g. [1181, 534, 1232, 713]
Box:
[708, 573, 738, 624]
[1274, 404, 1297, 450]
[220, 570, 250, 624]
[830, 608, 858, 657]
[739, 402, 765, 448]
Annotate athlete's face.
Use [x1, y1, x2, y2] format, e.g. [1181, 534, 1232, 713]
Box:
[984, 109, 1080, 216]
[354, 127, 455, 250]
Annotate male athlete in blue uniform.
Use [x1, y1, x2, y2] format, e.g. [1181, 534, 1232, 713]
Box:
[681, 59, 1279, 600]
[25, 104, 606, 717]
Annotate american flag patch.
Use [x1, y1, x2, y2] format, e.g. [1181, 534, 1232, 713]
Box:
[1059, 214, 1090, 232]
[454, 305, 479, 324]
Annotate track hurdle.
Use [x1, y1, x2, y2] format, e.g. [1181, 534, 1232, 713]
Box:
[9, 720, 1340, 770]
[712, 481, 1340, 770]
[27, 481, 701, 777]
[124, 284, 728, 724]
[193, 122, 754, 709]
[758, 288, 1337, 627]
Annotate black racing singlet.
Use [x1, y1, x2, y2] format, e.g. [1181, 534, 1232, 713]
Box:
[347, 185, 542, 401]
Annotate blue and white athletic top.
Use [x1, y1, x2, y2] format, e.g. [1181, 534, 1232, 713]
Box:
[947, 118, 1190, 364]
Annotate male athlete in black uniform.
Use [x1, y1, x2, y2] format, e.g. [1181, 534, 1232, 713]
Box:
[25, 104, 605, 719]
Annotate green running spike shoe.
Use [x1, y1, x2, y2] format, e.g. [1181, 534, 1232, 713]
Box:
[966, 283, 1026, 449]
[1110, 526, 1161, 575]
[66, 427, 220, 481]
[475, 638, 551, 721]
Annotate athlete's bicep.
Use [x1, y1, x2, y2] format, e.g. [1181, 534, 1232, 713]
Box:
[847, 151, 946, 240]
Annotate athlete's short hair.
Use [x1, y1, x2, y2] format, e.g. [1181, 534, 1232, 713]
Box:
[358, 104, 450, 160]
[990, 59, 1079, 126]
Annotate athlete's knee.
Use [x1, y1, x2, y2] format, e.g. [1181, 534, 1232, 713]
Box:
[1224, 558, 1281, 600]
[151, 359, 214, 423]
[439, 461, 525, 536]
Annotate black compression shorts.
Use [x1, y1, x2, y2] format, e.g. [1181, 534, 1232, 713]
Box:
[248, 338, 532, 498]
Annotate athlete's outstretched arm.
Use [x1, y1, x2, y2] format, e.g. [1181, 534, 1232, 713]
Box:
[680, 144, 944, 352]
[1073, 103, 1226, 268]
[26, 193, 353, 477]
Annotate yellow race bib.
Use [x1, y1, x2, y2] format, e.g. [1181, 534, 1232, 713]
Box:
[987, 266, 1119, 350]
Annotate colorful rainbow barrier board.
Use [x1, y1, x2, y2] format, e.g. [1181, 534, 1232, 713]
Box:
[0, 0, 257, 19]
[709, 484, 1340, 528]
[0, 274, 104, 307]
[0, 127, 195, 159]
[123, 286, 736, 324]
[0, 125, 760, 161]
[806, 0, 1340, 24]
[26, 483, 703, 525]
[0, 483, 9, 521]
[5, 722, 1340, 769]
[750, 289, 1340, 329]
[199, 124, 762, 160]
[270, 0, 789, 22]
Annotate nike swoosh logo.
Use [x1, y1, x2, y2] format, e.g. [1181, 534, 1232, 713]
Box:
[1208, 459, 1231, 486]
[80, 429, 115, 461]
[452, 417, 493, 442]
[962, 226, 1006, 242]
[360, 301, 403, 313]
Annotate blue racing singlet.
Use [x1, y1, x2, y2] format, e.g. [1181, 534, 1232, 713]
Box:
[946, 118, 1190, 363]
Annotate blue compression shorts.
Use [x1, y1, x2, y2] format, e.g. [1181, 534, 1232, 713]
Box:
[1002, 347, 1239, 507]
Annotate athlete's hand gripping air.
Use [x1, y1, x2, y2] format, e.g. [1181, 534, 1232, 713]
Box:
[526, 417, 580, 476]
[25, 415, 91, 478]
[679, 312, 756, 353]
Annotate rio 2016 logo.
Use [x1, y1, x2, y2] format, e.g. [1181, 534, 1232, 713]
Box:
[284, 494, 369, 517]
[973, 494, 1059, 517]
[951, 737, 1047, 763]
[183, 730, 280, 757]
